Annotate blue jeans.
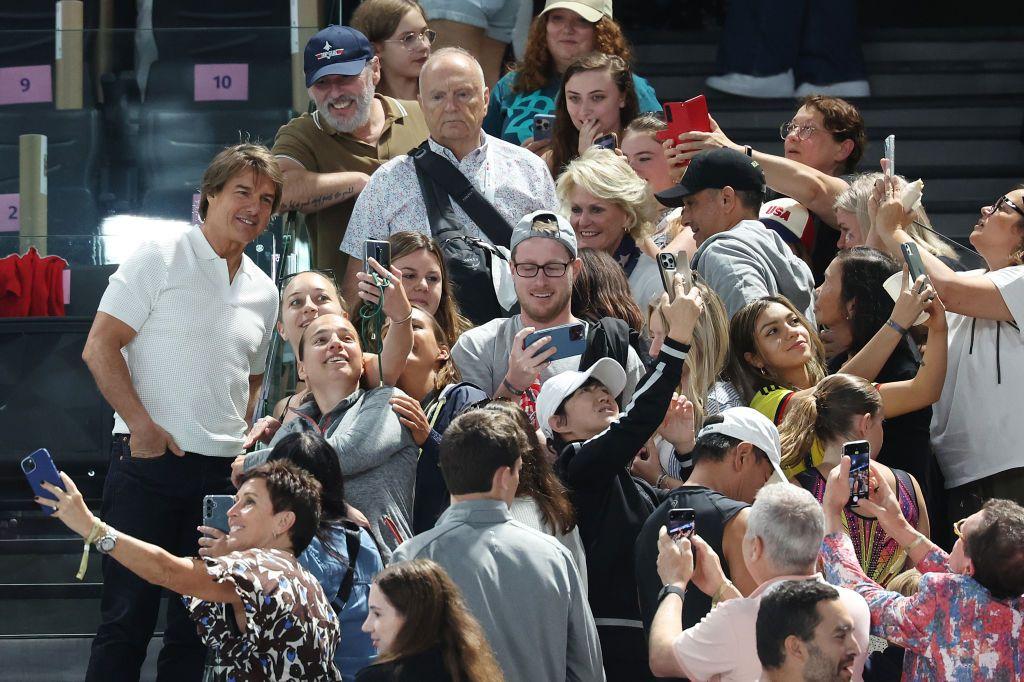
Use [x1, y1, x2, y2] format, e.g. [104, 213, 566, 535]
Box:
[86, 435, 234, 682]
[716, 0, 867, 84]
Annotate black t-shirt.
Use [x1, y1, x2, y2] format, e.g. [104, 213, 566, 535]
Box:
[634, 486, 749, 635]
[355, 647, 453, 682]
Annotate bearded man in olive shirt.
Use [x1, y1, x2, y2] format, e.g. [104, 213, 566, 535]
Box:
[273, 25, 428, 273]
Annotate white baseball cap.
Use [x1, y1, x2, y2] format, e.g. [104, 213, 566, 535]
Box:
[541, 0, 613, 22]
[696, 407, 786, 482]
[536, 357, 626, 440]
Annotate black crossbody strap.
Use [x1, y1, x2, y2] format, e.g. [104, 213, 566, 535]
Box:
[413, 152, 458, 239]
[410, 141, 514, 247]
[337, 520, 363, 604]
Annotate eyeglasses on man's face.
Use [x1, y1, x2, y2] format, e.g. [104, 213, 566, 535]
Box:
[952, 517, 967, 540]
[512, 261, 570, 278]
[384, 28, 437, 51]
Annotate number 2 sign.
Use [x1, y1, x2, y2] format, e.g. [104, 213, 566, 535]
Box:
[0, 65, 53, 106]
[0, 194, 20, 232]
[194, 64, 249, 102]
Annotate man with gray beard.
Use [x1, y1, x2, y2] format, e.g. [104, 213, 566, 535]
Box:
[273, 25, 428, 273]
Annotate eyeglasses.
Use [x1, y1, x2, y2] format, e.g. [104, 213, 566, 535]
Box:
[779, 121, 822, 141]
[383, 28, 437, 51]
[952, 517, 967, 540]
[278, 268, 337, 289]
[512, 261, 571, 278]
[991, 195, 1024, 219]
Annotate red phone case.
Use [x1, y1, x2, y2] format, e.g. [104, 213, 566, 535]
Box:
[656, 94, 712, 143]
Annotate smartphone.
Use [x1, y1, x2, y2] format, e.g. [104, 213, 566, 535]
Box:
[523, 322, 586, 362]
[593, 132, 617, 150]
[900, 242, 928, 291]
[655, 94, 712, 143]
[363, 239, 391, 277]
[21, 448, 65, 516]
[657, 252, 678, 301]
[845, 440, 870, 507]
[203, 495, 234, 534]
[533, 114, 555, 142]
[884, 134, 895, 177]
[667, 507, 696, 540]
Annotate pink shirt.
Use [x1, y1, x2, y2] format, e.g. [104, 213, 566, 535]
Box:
[671, 573, 870, 681]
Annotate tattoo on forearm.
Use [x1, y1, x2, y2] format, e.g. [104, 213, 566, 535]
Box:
[280, 185, 356, 212]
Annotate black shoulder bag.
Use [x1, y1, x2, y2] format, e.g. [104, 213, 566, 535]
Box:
[410, 141, 514, 325]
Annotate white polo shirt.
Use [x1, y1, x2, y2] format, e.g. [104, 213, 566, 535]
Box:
[97, 226, 278, 457]
[931, 265, 1024, 488]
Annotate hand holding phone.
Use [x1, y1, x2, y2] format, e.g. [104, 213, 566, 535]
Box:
[667, 507, 696, 540]
[533, 114, 555, 142]
[203, 495, 234, 534]
[656, 95, 712, 143]
[21, 448, 65, 516]
[523, 322, 586, 362]
[900, 242, 928, 292]
[844, 440, 870, 507]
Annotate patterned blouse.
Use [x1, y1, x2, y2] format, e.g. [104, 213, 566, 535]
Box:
[798, 466, 919, 587]
[185, 548, 341, 681]
[822, 532, 1024, 681]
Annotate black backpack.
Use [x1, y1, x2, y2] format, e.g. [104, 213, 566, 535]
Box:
[410, 141, 515, 326]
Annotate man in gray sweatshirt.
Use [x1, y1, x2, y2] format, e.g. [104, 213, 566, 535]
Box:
[656, 148, 816, 325]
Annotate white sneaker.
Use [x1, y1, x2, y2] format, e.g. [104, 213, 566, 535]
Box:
[705, 70, 795, 98]
[794, 80, 871, 98]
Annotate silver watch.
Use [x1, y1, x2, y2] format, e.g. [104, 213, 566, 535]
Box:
[94, 527, 118, 554]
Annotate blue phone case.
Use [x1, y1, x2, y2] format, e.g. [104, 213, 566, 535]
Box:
[524, 323, 586, 363]
[21, 448, 65, 515]
[203, 495, 234, 534]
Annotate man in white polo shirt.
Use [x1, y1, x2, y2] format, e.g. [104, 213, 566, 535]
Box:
[80, 144, 281, 681]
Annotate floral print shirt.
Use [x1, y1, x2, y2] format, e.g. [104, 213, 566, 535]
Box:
[821, 532, 1024, 681]
[185, 548, 341, 681]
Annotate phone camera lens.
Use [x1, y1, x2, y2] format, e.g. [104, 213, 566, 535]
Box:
[22, 460, 35, 474]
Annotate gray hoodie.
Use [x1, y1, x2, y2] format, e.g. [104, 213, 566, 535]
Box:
[692, 219, 816, 325]
[244, 386, 418, 562]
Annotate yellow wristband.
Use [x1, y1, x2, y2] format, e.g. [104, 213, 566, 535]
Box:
[77, 518, 104, 581]
[712, 579, 735, 606]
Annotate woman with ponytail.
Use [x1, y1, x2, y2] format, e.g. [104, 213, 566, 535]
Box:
[778, 374, 930, 586]
[357, 559, 504, 681]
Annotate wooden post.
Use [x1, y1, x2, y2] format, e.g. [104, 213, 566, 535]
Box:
[95, 0, 114, 104]
[19, 135, 48, 255]
[290, 0, 319, 114]
[56, 0, 84, 110]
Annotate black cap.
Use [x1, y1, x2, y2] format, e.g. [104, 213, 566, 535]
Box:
[655, 148, 765, 207]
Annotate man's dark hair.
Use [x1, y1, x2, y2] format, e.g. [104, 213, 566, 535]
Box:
[756, 580, 840, 670]
[440, 409, 524, 494]
[734, 188, 764, 214]
[691, 414, 767, 465]
[238, 460, 322, 554]
[966, 498, 1024, 599]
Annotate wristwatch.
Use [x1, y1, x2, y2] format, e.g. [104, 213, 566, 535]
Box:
[657, 584, 686, 605]
[94, 526, 118, 555]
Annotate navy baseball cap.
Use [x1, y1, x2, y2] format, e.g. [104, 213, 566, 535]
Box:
[655, 148, 765, 207]
[304, 25, 374, 87]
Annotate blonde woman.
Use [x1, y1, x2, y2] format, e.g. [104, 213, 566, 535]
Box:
[834, 172, 960, 266]
[556, 146, 661, 309]
[631, 281, 742, 488]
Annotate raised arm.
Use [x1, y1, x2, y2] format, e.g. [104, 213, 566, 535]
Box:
[40, 473, 239, 604]
[328, 387, 416, 476]
[665, 117, 849, 227]
[877, 294, 948, 419]
[872, 176, 1017, 321]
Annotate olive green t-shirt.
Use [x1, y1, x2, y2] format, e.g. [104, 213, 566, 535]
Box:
[272, 95, 429, 273]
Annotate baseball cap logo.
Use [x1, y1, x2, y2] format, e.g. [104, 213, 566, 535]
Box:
[315, 41, 346, 60]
